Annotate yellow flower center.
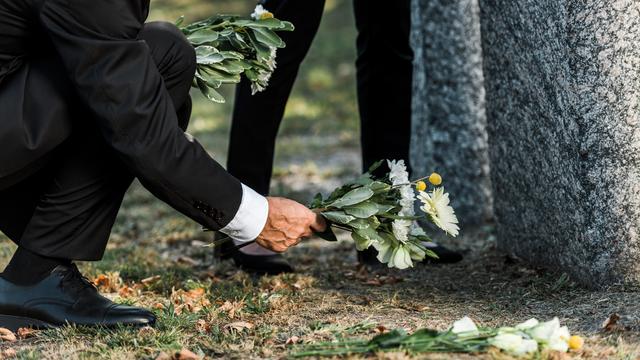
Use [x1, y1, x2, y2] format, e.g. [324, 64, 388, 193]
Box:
[429, 173, 442, 186]
[415, 181, 427, 192]
[568, 335, 584, 350]
[260, 12, 274, 20]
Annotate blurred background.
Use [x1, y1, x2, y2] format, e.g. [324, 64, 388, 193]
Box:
[150, 0, 362, 201]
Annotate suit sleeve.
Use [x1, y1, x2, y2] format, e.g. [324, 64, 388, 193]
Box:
[38, 0, 245, 231]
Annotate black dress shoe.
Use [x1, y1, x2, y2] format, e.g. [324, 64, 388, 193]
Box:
[357, 244, 464, 266]
[0, 264, 156, 331]
[214, 236, 295, 275]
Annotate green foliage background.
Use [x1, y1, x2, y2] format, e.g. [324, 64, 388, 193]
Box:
[150, 0, 359, 165]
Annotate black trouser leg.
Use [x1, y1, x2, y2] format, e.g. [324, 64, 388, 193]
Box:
[0, 22, 195, 261]
[353, 0, 414, 175]
[227, 0, 326, 195]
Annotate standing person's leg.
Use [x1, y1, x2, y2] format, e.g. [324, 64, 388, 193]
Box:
[353, 1, 462, 264]
[0, 21, 196, 330]
[353, 0, 413, 175]
[224, 0, 325, 269]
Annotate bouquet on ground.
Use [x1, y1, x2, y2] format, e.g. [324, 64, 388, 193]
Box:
[310, 159, 460, 269]
[179, 5, 293, 103]
[293, 317, 585, 358]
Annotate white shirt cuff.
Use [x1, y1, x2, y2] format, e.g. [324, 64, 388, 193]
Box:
[219, 184, 269, 242]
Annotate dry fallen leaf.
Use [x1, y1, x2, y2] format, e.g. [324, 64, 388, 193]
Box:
[155, 351, 171, 360]
[285, 336, 300, 345]
[375, 325, 388, 334]
[16, 327, 36, 339]
[173, 348, 200, 360]
[176, 256, 200, 266]
[195, 319, 211, 333]
[170, 288, 211, 315]
[224, 321, 254, 333]
[602, 313, 626, 332]
[2, 348, 16, 357]
[138, 326, 156, 336]
[153, 302, 165, 310]
[92, 272, 123, 293]
[0, 328, 16, 342]
[218, 300, 244, 319]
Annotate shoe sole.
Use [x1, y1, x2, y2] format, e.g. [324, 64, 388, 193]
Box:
[0, 314, 55, 332]
[0, 315, 155, 332]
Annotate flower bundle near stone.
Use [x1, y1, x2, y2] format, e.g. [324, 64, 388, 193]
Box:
[292, 317, 584, 357]
[310, 159, 459, 269]
[178, 5, 293, 103]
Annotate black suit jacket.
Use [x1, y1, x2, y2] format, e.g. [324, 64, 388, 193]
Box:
[0, 0, 243, 231]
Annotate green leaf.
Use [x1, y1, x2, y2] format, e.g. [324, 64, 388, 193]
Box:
[195, 47, 225, 64]
[352, 232, 372, 251]
[369, 329, 408, 348]
[175, 16, 185, 27]
[347, 219, 370, 230]
[245, 30, 272, 61]
[321, 211, 356, 225]
[329, 187, 375, 208]
[370, 181, 391, 192]
[354, 226, 383, 242]
[344, 201, 379, 218]
[188, 29, 220, 45]
[196, 78, 225, 103]
[252, 27, 285, 48]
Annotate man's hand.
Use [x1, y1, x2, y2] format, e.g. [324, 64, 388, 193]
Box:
[256, 197, 327, 252]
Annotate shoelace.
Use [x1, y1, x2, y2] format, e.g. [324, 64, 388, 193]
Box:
[59, 264, 97, 293]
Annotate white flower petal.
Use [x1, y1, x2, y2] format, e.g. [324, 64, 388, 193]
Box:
[451, 317, 479, 336]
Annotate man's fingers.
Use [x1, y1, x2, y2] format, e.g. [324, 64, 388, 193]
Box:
[309, 212, 327, 232]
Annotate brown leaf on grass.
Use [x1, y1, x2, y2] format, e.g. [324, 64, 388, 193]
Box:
[170, 287, 211, 315]
[2, 348, 16, 357]
[118, 285, 138, 298]
[172, 348, 200, 360]
[138, 326, 156, 336]
[218, 300, 244, 319]
[92, 272, 123, 293]
[285, 336, 300, 345]
[0, 328, 16, 342]
[601, 313, 627, 332]
[375, 325, 388, 334]
[16, 327, 36, 339]
[224, 321, 254, 333]
[153, 302, 165, 310]
[155, 352, 171, 360]
[195, 319, 211, 333]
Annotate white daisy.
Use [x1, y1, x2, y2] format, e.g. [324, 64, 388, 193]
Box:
[418, 187, 460, 237]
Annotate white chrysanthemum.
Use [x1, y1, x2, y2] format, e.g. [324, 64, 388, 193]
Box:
[387, 159, 409, 186]
[490, 333, 538, 356]
[399, 186, 415, 215]
[418, 187, 460, 237]
[251, 5, 273, 20]
[251, 47, 277, 94]
[392, 219, 411, 243]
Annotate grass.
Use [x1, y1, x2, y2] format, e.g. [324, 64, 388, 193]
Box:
[1, 0, 640, 358]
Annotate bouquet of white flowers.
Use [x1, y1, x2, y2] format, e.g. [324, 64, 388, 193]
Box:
[179, 5, 293, 103]
[310, 159, 460, 269]
[293, 317, 585, 358]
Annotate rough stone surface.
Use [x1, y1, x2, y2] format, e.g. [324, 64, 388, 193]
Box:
[479, 0, 640, 287]
[410, 0, 492, 225]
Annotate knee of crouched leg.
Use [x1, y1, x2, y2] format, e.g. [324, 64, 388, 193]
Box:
[142, 21, 196, 77]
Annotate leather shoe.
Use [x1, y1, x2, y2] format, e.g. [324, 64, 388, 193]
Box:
[0, 264, 156, 331]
